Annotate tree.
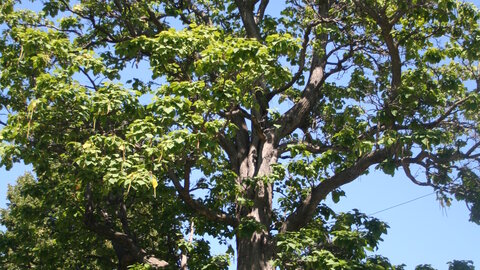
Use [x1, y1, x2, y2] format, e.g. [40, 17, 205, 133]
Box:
[416, 265, 437, 270]
[1, 173, 231, 269]
[1, 0, 479, 269]
[0, 173, 118, 269]
[448, 260, 476, 270]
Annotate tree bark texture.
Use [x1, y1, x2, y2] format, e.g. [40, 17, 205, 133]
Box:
[237, 231, 275, 270]
[235, 139, 277, 269]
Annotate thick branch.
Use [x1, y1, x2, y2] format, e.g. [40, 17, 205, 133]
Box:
[233, 113, 251, 164]
[218, 107, 250, 169]
[280, 148, 390, 232]
[184, 0, 213, 25]
[168, 170, 239, 227]
[382, 32, 401, 91]
[255, 0, 269, 24]
[274, 52, 326, 143]
[278, 139, 346, 155]
[354, 1, 401, 91]
[251, 115, 266, 141]
[217, 132, 238, 167]
[143, 3, 166, 32]
[274, 1, 330, 143]
[118, 199, 134, 240]
[235, 0, 262, 40]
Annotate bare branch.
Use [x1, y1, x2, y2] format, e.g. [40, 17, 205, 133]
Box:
[325, 45, 356, 78]
[401, 159, 434, 187]
[79, 67, 99, 91]
[464, 141, 480, 158]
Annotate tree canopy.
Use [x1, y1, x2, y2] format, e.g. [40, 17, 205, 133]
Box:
[0, 0, 479, 269]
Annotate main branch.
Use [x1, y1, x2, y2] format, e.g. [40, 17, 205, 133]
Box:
[280, 148, 390, 232]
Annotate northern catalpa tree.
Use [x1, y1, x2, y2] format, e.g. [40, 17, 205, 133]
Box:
[0, 0, 479, 269]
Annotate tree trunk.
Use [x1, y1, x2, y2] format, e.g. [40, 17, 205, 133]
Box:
[237, 231, 274, 270]
[236, 141, 277, 270]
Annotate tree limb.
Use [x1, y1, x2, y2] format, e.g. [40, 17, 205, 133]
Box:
[278, 139, 344, 155]
[274, 47, 326, 142]
[422, 96, 469, 128]
[79, 67, 99, 91]
[235, 0, 262, 40]
[401, 159, 435, 187]
[217, 132, 238, 168]
[168, 169, 239, 227]
[142, 2, 167, 32]
[255, 0, 269, 24]
[464, 141, 480, 158]
[354, 1, 401, 92]
[274, 0, 330, 143]
[280, 148, 390, 232]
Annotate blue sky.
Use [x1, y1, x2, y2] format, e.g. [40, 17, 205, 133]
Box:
[1, 1, 480, 269]
[330, 171, 480, 269]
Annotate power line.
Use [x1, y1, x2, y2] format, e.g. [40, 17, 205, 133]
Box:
[369, 192, 436, 216]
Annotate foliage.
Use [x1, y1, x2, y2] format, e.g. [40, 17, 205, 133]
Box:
[273, 206, 394, 269]
[416, 265, 437, 270]
[448, 260, 475, 270]
[0, 173, 116, 269]
[0, 0, 479, 269]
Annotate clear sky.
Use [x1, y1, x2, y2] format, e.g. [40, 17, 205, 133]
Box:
[1, 1, 480, 270]
[329, 171, 480, 269]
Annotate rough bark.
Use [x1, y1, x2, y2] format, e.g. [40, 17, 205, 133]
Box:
[235, 139, 278, 269]
[236, 231, 275, 270]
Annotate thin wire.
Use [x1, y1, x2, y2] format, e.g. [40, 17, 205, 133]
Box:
[369, 192, 436, 216]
